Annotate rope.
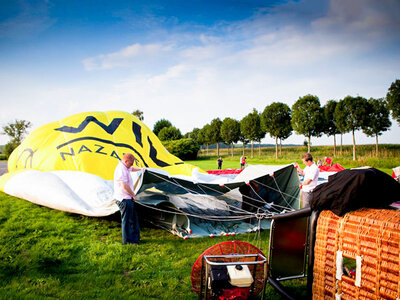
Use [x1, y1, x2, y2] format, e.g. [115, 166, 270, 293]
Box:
[136, 201, 256, 222]
[141, 171, 295, 220]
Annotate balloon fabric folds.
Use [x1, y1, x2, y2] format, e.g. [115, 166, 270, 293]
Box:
[0, 111, 301, 238]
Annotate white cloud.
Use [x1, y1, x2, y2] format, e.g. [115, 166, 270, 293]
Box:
[82, 43, 173, 71]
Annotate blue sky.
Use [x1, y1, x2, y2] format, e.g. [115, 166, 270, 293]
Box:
[1, 0, 399, 146]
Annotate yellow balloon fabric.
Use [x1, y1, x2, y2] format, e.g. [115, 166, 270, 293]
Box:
[6, 111, 199, 180]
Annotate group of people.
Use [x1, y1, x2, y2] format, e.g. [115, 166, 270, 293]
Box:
[316, 156, 333, 167]
[215, 155, 247, 170]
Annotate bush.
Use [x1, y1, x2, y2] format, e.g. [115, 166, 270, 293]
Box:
[4, 142, 18, 159]
[163, 138, 200, 160]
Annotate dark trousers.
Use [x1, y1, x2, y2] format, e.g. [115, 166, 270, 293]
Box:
[116, 199, 140, 244]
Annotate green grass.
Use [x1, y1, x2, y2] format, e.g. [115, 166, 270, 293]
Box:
[2, 143, 398, 298]
[0, 193, 307, 299]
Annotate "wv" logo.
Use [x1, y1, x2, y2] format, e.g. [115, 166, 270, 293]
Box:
[55, 116, 123, 135]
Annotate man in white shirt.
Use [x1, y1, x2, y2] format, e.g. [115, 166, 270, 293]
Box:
[294, 153, 320, 208]
[114, 153, 143, 245]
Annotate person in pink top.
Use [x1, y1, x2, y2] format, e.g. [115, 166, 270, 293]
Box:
[114, 153, 143, 245]
[294, 153, 320, 208]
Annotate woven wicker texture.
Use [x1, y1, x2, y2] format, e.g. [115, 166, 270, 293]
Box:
[313, 209, 400, 300]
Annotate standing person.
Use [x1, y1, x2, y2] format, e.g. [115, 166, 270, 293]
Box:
[217, 157, 223, 170]
[294, 153, 319, 208]
[113, 153, 143, 245]
[240, 155, 246, 169]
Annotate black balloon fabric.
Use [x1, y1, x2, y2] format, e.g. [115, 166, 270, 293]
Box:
[310, 168, 400, 216]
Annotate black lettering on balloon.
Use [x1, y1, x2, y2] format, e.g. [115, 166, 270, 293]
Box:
[60, 148, 75, 160]
[132, 122, 143, 147]
[78, 145, 92, 153]
[56, 137, 149, 167]
[147, 137, 170, 167]
[110, 151, 121, 160]
[94, 144, 107, 155]
[54, 116, 123, 135]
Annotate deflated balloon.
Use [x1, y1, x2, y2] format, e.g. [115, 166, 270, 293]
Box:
[6, 111, 198, 180]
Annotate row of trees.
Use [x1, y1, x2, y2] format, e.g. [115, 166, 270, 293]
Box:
[153, 79, 399, 161]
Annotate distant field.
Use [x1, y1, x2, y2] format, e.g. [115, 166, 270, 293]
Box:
[190, 144, 400, 175]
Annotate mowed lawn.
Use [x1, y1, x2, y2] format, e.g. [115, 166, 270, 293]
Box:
[0, 194, 306, 299]
[2, 145, 399, 299]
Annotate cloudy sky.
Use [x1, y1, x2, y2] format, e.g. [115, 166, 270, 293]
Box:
[0, 0, 399, 146]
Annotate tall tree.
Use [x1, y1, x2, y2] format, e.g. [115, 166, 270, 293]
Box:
[2, 119, 32, 158]
[333, 99, 348, 155]
[208, 118, 223, 156]
[362, 98, 391, 156]
[335, 96, 369, 160]
[291, 95, 324, 153]
[185, 128, 200, 142]
[220, 118, 240, 157]
[278, 122, 292, 155]
[261, 102, 291, 159]
[386, 79, 400, 125]
[238, 133, 249, 156]
[153, 119, 172, 136]
[240, 109, 262, 158]
[158, 126, 182, 141]
[132, 110, 144, 121]
[200, 124, 211, 155]
[323, 100, 340, 156]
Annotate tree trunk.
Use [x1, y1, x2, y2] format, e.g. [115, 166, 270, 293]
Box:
[308, 136, 311, 153]
[275, 136, 278, 159]
[258, 141, 261, 157]
[207, 144, 209, 155]
[217, 143, 219, 156]
[333, 135, 336, 157]
[279, 138, 282, 156]
[231, 143, 233, 157]
[352, 129, 356, 161]
[376, 134, 379, 157]
[340, 134, 343, 156]
[251, 141, 254, 158]
[242, 143, 245, 155]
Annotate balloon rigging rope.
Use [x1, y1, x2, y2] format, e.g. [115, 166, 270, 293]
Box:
[140, 171, 296, 220]
[147, 172, 258, 215]
[135, 201, 258, 221]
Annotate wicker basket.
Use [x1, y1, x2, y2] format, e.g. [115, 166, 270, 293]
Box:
[313, 209, 400, 300]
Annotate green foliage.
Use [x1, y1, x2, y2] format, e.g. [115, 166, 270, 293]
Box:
[386, 79, 400, 124]
[163, 138, 200, 160]
[2, 119, 32, 145]
[363, 98, 391, 137]
[220, 118, 240, 145]
[323, 100, 340, 136]
[158, 126, 182, 141]
[240, 109, 263, 142]
[240, 109, 264, 157]
[291, 95, 324, 152]
[153, 119, 172, 136]
[208, 118, 223, 144]
[4, 142, 18, 159]
[261, 102, 292, 158]
[185, 128, 200, 143]
[131, 110, 144, 121]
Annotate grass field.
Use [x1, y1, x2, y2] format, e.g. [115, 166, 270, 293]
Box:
[0, 192, 308, 299]
[1, 144, 399, 299]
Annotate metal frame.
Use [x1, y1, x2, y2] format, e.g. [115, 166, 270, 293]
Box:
[199, 253, 268, 300]
[267, 208, 320, 300]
